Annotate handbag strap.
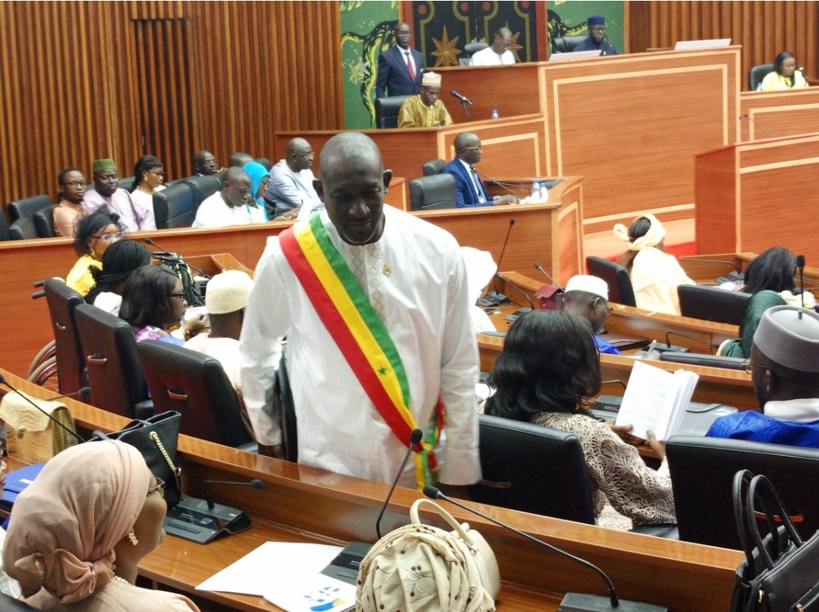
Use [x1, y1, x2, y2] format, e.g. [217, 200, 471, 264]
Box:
[733, 469, 757, 570]
[410, 498, 479, 553]
[746, 474, 804, 570]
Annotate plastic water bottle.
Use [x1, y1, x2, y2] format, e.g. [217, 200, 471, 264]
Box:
[491, 109, 499, 120]
[531, 180, 541, 201]
[539, 182, 549, 201]
[756, 82, 762, 91]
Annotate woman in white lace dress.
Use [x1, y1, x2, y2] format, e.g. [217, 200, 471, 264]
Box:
[485, 310, 676, 530]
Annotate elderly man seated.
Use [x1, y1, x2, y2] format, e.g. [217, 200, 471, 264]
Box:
[397, 72, 453, 128]
[562, 275, 621, 355]
[707, 305, 819, 447]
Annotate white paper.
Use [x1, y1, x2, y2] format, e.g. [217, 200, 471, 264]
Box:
[264, 574, 356, 612]
[196, 541, 343, 597]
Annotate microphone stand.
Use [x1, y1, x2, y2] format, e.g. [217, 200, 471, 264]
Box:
[461, 99, 472, 121]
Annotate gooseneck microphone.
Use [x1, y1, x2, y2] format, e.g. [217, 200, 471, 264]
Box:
[375, 428, 423, 538]
[202, 478, 264, 509]
[484, 218, 516, 306]
[739, 113, 775, 140]
[423, 486, 662, 611]
[472, 167, 521, 203]
[534, 262, 565, 291]
[797, 254, 806, 308]
[496, 274, 534, 317]
[665, 331, 720, 351]
[450, 90, 473, 105]
[0, 374, 85, 444]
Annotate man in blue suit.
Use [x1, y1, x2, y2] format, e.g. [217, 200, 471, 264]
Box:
[376, 23, 424, 98]
[442, 132, 517, 208]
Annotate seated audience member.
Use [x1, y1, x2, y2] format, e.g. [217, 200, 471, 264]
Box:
[241, 161, 270, 221]
[85, 240, 152, 315]
[191, 150, 220, 176]
[66, 212, 121, 296]
[375, 22, 424, 99]
[759, 51, 808, 91]
[83, 158, 142, 231]
[470, 27, 516, 66]
[129, 155, 166, 231]
[574, 15, 618, 55]
[120, 264, 204, 344]
[228, 152, 254, 167]
[192, 167, 266, 228]
[264, 138, 322, 219]
[460, 246, 497, 334]
[708, 306, 819, 447]
[184, 270, 253, 396]
[443, 132, 517, 208]
[562, 274, 621, 355]
[0, 460, 22, 599]
[53, 167, 87, 237]
[613, 213, 694, 315]
[486, 310, 675, 529]
[3, 440, 199, 611]
[397, 72, 453, 128]
[720, 247, 814, 358]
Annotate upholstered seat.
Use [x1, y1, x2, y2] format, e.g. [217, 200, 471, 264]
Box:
[586, 256, 637, 306]
[409, 174, 456, 211]
[153, 182, 196, 229]
[422, 158, 447, 176]
[749, 63, 774, 89]
[9, 218, 37, 240]
[43, 278, 86, 395]
[374, 95, 410, 129]
[184, 174, 222, 212]
[678, 284, 751, 325]
[7, 194, 52, 224]
[552, 35, 587, 54]
[33, 203, 57, 237]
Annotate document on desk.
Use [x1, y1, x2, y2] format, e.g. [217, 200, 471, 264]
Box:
[196, 541, 354, 611]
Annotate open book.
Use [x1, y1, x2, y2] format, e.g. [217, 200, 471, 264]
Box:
[614, 360, 699, 440]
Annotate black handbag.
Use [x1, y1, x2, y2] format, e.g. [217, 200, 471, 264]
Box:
[731, 469, 819, 612]
[90, 411, 183, 507]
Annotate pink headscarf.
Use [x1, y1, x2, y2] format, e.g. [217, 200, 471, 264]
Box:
[3, 440, 152, 603]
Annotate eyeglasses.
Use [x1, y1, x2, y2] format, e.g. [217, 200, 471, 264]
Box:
[168, 293, 187, 300]
[62, 181, 87, 188]
[148, 170, 165, 177]
[147, 477, 165, 497]
[461, 146, 482, 152]
[92, 231, 123, 241]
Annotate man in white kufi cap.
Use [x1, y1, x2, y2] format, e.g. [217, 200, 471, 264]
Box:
[562, 274, 621, 355]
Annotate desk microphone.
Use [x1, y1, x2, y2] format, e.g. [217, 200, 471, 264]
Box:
[144, 237, 211, 280]
[534, 262, 565, 291]
[202, 478, 264, 509]
[450, 90, 473, 105]
[0, 374, 85, 444]
[473, 167, 521, 203]
[484, 218, 516, 306]
[739, 113, 775, 140]
[424, 486, 666, 611]
[375, 428, 423, 538]
[797, 254, 806, 308]
[665, 331, 720, 351]
[497, 274, 534, 323]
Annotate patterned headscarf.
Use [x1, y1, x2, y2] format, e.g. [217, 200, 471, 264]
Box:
[613, 213, 667, 252]
[3, 441, 152, 603]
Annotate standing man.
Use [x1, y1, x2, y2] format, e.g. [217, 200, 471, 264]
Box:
[264, 138, 323, 219]
[83, 159, 141, 232]
[470, 28, 516, 66]
[240, 132, 481, 491]
[442, 132, 517, 208]
[574, 15, 618, 55]
[376, 22, 424, 98]
[397, 72, 453, 128]
[193, 167, 266, 228]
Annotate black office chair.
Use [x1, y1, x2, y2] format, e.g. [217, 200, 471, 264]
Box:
[43, 278, 86, 395]
[677, 284, 752, 325]
[9, 218, 37, 240]
[749, 63, 774, 90]
[374, 95, 409, 129]
[74, 303, 152, 419]
[586, 256, 637, 307]
[461, 42, 489, 65]
[667, 435, 819, 549]
[33, 203, 57, 238]
[409, 174, 456, 211]
[7, 194, 52, 224]
[471, 414, 596, 523]
[276, 350, 297, 462]
[422, 159, 447, 176]
[184, 174, 222, 213]
[117, 176, 136, 192]
[0, 209, 10, 241]
[552, 35, 588, 54]
[152, 182, 196, 229]
[137, 340, 254, 449]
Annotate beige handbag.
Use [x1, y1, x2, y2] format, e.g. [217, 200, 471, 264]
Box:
[0, 391, 79, 463]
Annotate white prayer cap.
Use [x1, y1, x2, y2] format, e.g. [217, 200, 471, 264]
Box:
[422, 71, 442, 87]
[754, 305, 819, 372]
[565, 275, 608, 301]
[205, 270, 254, 315]
[460, 247, 497, 305]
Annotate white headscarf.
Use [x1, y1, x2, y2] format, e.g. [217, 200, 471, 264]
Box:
[613, 213, 666, 252]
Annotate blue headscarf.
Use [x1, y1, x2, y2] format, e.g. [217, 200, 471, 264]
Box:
[242, 161, 270, 219]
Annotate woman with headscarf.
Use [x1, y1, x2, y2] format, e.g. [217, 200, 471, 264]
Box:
[3, 440, 199, 610]
[65, 212, 122, 296]
[242, 161, 270, 221]
[759, 51, 809, 91]
[85, 240, 152, 315]
[613, 213, 694, 315]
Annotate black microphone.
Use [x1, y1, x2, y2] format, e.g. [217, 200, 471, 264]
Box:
[472, 167, 521, 203]
[424, 486, 663, 611]
[797, 254, 806, 308]
[534, 262, 565, 291]
[143, 236, 176, 256]
[0, 374, 85, 444]
[202, 478, 264, 509]
[497, 274, 534, 323]
[143, 237, 211, 280]
[665, 331, 718, 351]
[450, 90, 473, 105]
[375, 428, 423, 538]
[484, 219, 516, 306]
[739, 113, 775, 139]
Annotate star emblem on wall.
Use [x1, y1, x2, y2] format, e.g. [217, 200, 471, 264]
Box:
[431, 26, 461, 67]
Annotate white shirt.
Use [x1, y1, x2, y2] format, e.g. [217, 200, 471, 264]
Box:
[239, 206, 481, 486]
[183, 334, 242, 391]
[193, 192, 267, 228]
[129, 188, 158, 231]
[470, 46, 516, 66]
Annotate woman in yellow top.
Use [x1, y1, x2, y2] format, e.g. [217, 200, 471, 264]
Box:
[65, 211, 122, 295]
[759, 51, 809, 91]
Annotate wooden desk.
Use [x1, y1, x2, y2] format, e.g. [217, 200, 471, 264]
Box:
[739, 89, 819, 142]
[1, 371, 743, 611]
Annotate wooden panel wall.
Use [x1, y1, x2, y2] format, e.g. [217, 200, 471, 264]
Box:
[0, 1, 342, 208]
[628, 1, 818, 89]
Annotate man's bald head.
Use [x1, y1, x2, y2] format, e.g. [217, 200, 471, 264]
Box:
[453, 132, 482, 165]
[286, 138, 315, 172]
[318, 132, 384, 178]
[491, 27, 513, 54]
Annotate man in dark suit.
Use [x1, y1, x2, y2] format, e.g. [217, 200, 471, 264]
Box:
[376, 22, 424, 98]
[442, 132, 517, 208]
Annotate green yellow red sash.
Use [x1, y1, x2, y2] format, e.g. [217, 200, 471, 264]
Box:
[279, 215, 443, 488]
